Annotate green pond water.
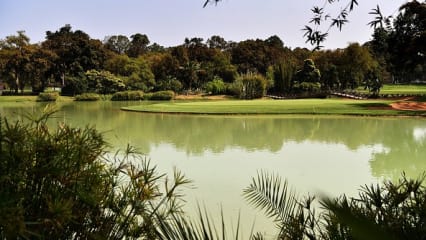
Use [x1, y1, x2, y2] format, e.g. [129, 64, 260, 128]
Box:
[1, 101, 426, 238]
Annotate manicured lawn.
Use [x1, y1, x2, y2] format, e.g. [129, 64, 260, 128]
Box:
[357, 84, 426, 95]
[122, 99, 426, 116]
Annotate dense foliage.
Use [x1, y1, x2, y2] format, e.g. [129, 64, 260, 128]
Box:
[74, 93, 101, 101]
[244, 171, 426, 240]
[36, 92, 59, 102]
[0, 1, 424, 98]
[0, 109, 190, 239]
[111, 90, 145, 101]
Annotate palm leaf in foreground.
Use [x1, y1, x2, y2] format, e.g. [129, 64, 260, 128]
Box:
[243, 171, 299, 231]
[154, 205, 244, 240]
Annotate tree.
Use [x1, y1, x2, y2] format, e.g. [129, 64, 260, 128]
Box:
[388, 1, 425, 82]
[104, 35, 130, 54]
[207, 35, 228, 50]
[0, 31, 31, 93]
[294, 59, 321, 83]
[27, 47, 57, 93]
[42, 24, 109, 87]
[127, 33, 150, 57]
[145, 52, 182, 91]
[339, 43, 378, 89]
[105, 54, 155, 92]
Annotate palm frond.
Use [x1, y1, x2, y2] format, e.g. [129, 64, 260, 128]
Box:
[243, 171, 299, 228]
[154, 204, 245, 240]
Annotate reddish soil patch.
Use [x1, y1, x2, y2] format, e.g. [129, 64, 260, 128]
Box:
[391, 101, 426, 111]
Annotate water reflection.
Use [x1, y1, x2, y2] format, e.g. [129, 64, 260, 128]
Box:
[1, 101, 425, 182]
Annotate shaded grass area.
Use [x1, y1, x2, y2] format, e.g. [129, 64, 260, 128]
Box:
[122, 99, 426, 116]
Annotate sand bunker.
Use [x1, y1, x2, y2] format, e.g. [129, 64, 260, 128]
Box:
[391, 102, 426, 111]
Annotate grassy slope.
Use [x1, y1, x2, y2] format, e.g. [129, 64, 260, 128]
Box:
[122, 99, 425, 116]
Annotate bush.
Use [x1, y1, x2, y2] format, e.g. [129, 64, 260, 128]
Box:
[111, 90, 144, 101]
[60, 75, 88, 96]
[146, 90, 175, 100]
[0, 108, 190, 239]
[296, 82, 322, 93]
[244, 172, 426, 240]
[36, 92, 59, 102]
[232, 73, 268, 99]
[74, 93, 101, 101]
[205, 78, 226, 95]
[155, 76, 183, 93]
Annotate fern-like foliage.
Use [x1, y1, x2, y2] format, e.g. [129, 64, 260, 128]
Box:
[243, 171, 310, 239]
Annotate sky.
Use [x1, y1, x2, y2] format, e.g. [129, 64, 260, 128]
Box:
[0, 0, 408, 49]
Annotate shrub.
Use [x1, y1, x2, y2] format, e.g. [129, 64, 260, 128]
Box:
[74, 93, 101, 101]
[146, 90, 175, 100]
[60, 75, 88, 96]
[244, 171, 426, 240]
[111, 90, 144, 101]
[0, 108, 190, 239]
[155, 77, 183, 93]
[232, 73, 268, 99]
[296, 82, 322, 93]
[205, 77, 226, 95]
[36, 92, 59, 102]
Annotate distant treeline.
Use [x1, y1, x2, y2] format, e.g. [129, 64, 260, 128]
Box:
[0, 1, 424, 97]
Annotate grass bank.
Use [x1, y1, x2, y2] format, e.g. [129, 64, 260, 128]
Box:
[0, 95, 74, 103]
[122, 99, 426, 116]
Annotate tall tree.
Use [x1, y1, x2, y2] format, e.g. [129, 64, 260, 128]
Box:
[104, 35, 130, 54]
[207, 35, 227, 50]
[42, 24, 108, 86]
[127, 33, 150, 57]
[369, 1, 425, 83]
[0, 31, 32, 93]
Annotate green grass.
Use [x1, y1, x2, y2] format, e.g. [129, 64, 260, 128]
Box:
[357, 84, 426, 95]
[122, 99, 425, 116]
[0, 95, 74, 103]
[0, 95, 38, 102]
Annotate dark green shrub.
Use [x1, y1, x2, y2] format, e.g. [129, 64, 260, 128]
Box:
[147, 90, 175, 100]
[36, 92, 59, 102]
[60, 75, 88, 96]
[74, 93, 100, 101]
[295, 82, 322, 93]
[111, 90, 144, 101]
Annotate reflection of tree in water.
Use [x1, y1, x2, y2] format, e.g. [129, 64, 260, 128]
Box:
[369, 127, 426, 181]
[2, 102, 425, 180]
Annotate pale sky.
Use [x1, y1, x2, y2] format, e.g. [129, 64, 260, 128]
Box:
[0, 0, 407, 49]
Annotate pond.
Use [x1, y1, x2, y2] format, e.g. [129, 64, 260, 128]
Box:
[1, 101, 426, 238]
